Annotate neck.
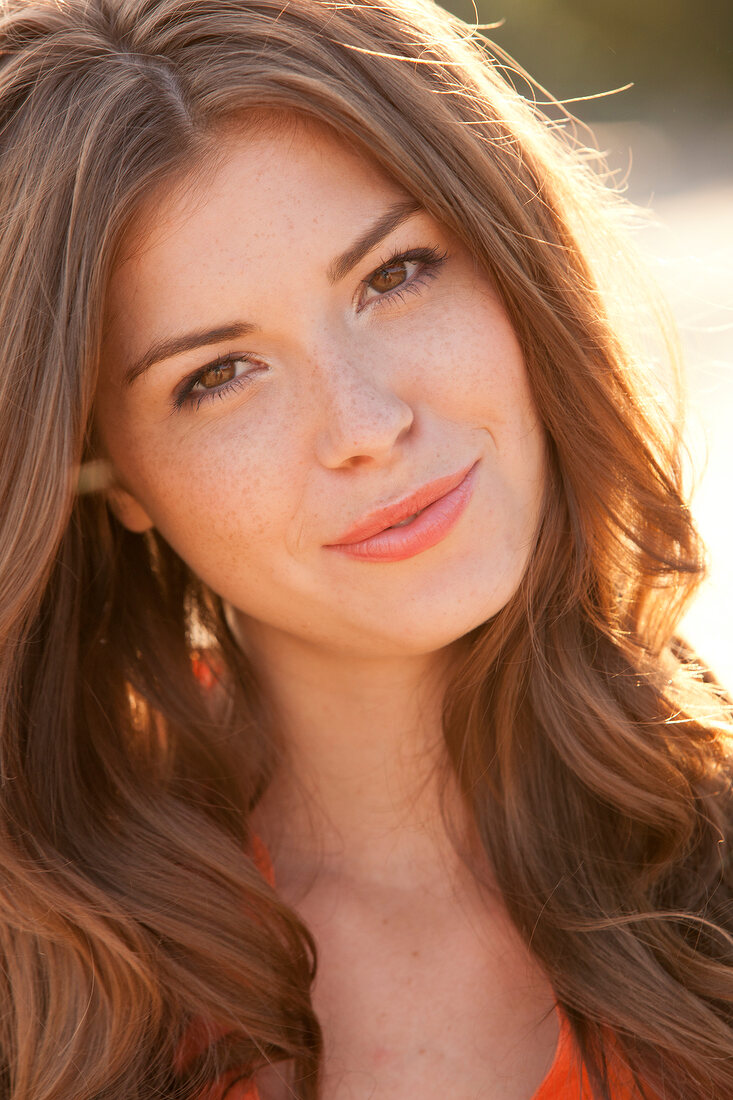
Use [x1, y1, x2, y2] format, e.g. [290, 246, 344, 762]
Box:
[242, 623, 470, 892]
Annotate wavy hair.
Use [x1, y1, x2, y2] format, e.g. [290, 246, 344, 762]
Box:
[0, 0, 731, 1096]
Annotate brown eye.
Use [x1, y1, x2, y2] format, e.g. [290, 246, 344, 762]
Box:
[369, 262, 408, 294]
[198, 361, 236, 389]
[174, 354, 261, 411]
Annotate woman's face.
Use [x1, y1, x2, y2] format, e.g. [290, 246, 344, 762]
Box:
[96, 122, 546, 659]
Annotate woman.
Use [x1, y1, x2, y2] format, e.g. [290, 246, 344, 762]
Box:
[0, 0, 731, 1097]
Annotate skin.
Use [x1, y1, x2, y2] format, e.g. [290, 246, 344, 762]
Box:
[96, 120, 556, 1098]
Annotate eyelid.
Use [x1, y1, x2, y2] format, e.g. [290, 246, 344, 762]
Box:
[171, 352, 257, 412]
[357, 244, 448, 312]
[174, 351, 233, 395]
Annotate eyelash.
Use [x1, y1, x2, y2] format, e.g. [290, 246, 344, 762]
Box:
[172, 244, 448, 412]
[172, 354, 257, 412]
[358, 244, 447, 313]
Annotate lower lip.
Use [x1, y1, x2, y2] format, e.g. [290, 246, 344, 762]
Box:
[326, 462, 479, 563]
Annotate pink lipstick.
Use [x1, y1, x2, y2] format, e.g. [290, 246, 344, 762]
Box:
[325, 461, 478, 562]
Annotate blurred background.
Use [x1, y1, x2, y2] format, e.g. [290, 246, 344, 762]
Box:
[439, 0, 733, 686]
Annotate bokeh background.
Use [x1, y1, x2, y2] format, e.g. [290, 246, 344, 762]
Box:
[439, 0, 733, 686]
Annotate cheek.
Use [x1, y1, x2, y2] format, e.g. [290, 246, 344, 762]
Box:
[153, 451, 281, 552]
[98, 394, 302, 576]
[395, 286, 535, 424]
[422, 294, 547, 531]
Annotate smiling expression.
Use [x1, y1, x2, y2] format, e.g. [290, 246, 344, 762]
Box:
[95, 120, 547, 661]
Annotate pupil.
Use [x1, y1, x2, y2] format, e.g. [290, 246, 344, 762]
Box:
[372, 262, 406, 293]
[201, 362, 235, 389]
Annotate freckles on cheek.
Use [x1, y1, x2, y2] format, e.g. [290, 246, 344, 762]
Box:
[416, 289, 519, 388]
[132, 431, 285, 563]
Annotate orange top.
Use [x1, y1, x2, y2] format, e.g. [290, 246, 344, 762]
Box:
[185, 836, 643, 1100]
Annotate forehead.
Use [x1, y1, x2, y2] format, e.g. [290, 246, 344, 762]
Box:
[115, 119, 402, 276]
[103, 119, 410, 339]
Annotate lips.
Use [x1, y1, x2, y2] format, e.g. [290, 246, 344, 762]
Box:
[326, 461, 477, 546]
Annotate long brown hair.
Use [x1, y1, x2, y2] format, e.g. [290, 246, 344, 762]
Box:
[0, 0, 731, 1096]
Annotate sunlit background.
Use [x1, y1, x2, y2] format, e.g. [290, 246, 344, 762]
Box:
[438, 0, 733, 686]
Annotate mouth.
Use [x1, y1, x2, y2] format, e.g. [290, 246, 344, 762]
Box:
[325, 460, 479, 560]
[388, 508, 427, 528]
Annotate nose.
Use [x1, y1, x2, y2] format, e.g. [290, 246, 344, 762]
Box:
[312, 352, 416, 469]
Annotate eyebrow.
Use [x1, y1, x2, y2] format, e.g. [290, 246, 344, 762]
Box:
[326, 197, 422, 284]
[123, 197, 423, 387]
[123, 322, 258, 387]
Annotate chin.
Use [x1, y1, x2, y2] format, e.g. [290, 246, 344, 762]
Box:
[347, 579, 524, 659]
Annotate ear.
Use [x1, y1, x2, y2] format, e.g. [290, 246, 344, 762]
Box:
[106, 484, 155, 534]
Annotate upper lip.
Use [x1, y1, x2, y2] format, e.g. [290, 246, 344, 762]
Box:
[326, 461, 477, 546]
